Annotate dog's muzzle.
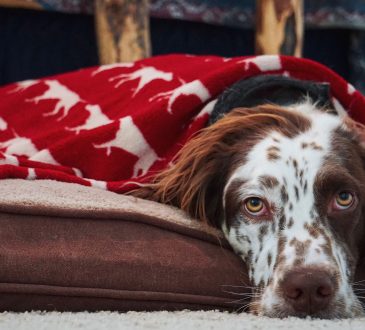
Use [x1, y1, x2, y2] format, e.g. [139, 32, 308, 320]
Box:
[279, 267, 336, 315]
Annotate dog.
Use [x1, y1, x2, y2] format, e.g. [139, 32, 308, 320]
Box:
[131, 75, 365, 318]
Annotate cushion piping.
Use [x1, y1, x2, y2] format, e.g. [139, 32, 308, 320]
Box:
[0, 283, 238, 308]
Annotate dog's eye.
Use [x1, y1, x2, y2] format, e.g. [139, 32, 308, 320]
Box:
[244, 197, 265, 214]
[333, 191, 354, 210]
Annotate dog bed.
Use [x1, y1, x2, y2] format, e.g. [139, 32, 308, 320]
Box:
[0, 179, 247, 311]
[0, 55, 364, 312]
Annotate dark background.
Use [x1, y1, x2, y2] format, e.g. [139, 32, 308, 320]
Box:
[0, 7, 352, 87]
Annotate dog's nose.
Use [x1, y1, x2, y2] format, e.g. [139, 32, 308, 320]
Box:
[281, 268, 335, 314]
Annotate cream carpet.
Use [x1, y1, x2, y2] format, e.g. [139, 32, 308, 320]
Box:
[0, 311, 365, 330]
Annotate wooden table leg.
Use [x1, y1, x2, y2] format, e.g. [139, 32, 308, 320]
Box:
[95, 0, 151, 64]
[255, 0, 304, 57]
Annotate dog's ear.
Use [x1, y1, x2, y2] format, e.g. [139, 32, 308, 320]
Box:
[131, 115, 235, 227]
[342, 116, 365, 282]
[210, 75, 334, 125]
[343, 116, 365, 148]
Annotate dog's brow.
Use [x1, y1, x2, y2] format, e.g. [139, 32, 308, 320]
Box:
[259, 175, 280, 189]
[315, 165, 361, 193]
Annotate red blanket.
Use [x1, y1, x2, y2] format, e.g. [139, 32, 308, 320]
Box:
[0, 55, 364, 193]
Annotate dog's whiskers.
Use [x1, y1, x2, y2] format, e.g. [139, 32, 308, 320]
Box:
[222, 289, 257, 297]
[234, 301, 256, 314]
[227, 296, 255, 305]
[221, 284, 257, 290]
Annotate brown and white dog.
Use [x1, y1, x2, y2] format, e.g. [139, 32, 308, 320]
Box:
[133, 76, 365, 318]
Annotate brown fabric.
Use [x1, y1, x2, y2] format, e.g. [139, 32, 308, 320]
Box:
[0, 180, 226, 245]
[0, 179, 248, 312]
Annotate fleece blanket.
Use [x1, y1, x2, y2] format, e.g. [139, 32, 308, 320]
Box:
[0, 54, 364, 193]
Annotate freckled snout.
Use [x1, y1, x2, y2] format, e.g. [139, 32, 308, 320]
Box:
[280, 268, 336, 315]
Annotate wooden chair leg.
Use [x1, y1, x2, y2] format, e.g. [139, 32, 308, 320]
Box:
[0, 0, 41, 10]
[255, 0, 304, 57]
[95, 0, 151, 64]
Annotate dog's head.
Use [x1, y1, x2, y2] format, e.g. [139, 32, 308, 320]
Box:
[220, 104, 365, 318]
[136, 101, 365, 318]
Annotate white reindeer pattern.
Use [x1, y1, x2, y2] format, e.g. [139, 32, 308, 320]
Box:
[149, 79, 211, 114]
[94, 116, 160, 177]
